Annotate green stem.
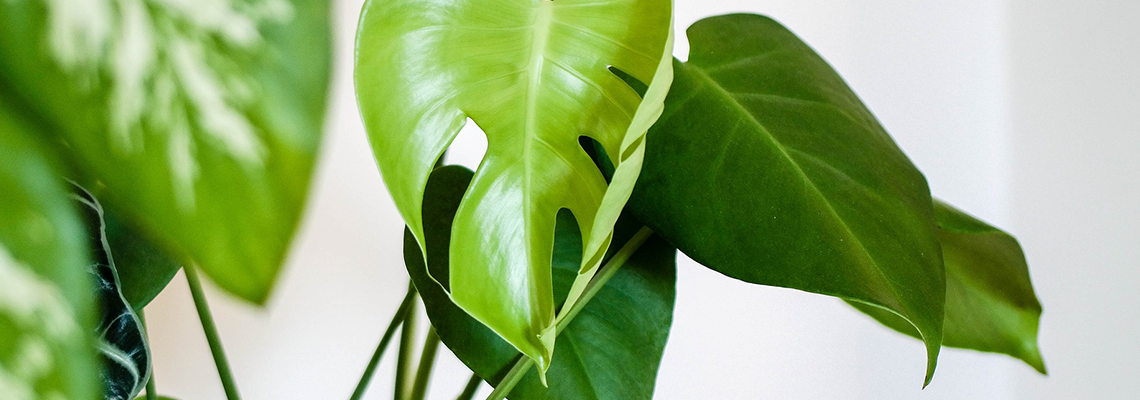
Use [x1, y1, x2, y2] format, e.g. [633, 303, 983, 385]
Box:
[486, 227, 654, 400]
[145, 366, 157, 400]
[349, 282, 419, 400]
[395, 297, 418, 400]
[486, 357, 531, 400]
[139, 311, 157, 400]
[409, 328, 441, 400]
[184, 265, 242, 400]
[456, 373, 482, 400]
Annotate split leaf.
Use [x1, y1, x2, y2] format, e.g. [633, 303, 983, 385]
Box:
[404, 166, 676, 398]
[356, 0, 674, 370]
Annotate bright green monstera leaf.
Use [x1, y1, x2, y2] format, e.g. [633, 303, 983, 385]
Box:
[0, 98, 99, 400]
[850, 200, 1046, 373]
[0, 0, 332, 303]
[73, 188, 152, 400]
[355, 0, 674, 371]
[628, 14, 945, 384]
[405, 166, 677, 398]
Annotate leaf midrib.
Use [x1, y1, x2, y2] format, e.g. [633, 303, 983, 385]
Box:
[685, 62, 920, 325]
[521, 1, 555, 265]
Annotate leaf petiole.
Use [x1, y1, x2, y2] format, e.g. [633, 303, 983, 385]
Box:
[139, 310, 158, 400]
[137, 312, 158, 400]
[350, 281, 419, 400]
[185, 265, 242, 400]
[395, 299, 419, 399]
[486, 226, 654, 400]
[409, 327, 442, 400]
[456, 373, 482, 400]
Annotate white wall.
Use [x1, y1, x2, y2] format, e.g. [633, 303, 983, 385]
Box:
[1007, 1, 1140, 399]
[142, 0, 1136, 398]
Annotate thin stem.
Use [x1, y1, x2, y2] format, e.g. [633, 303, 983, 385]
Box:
[409, 328, 441, 400]
[395, 298, 418, 400]
[139, 310, 157, 400]
[486, 226, 654, 400]
[456, 373, 482, 400]
[349, 282, 419, 400]
[486, 357, 531, 400]
[184, 266, 241, 400]
[145, 366, 157, 400]
[556, 227, 653, 333]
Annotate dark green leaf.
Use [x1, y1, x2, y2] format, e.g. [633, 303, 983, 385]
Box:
[0, 0, 332, 303]
[629, 14, 944, 383]
[850, 200, 1046, 373]
[0, 96, 99, 400]
[103, 213, 182, 311]
[73, 188, 152, 400]
[405, 166, 677, 399]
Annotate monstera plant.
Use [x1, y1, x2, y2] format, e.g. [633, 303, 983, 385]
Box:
[0, 0, 1044, 399]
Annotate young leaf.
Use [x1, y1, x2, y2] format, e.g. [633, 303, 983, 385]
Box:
[404, 166, 677, 398]
[355, 0, 674, 371]
[0, 98, 99, 400]
[849, 200, 1046, 373]
[628, 14, 945, 384]
[73, 188, 152, 400]
[0, 0, 332, 303]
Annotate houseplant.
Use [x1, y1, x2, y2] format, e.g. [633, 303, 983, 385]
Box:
[0, 0, 1044, 399]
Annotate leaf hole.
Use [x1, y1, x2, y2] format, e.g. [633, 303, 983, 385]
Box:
[605, 66, 649, 162]
[551, 208, 584, 309]
[445, 117, 488, 171]
[579, 136, 615, 183]
[418, 166, 476, 293]
[621, 136, 644, 161]
[607, 65, 648, 98]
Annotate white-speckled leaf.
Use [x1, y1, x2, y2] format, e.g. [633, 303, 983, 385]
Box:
[0, 0, 332, 302]
[0, 96, 99, 400]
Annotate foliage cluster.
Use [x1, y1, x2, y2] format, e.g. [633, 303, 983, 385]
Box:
[0, 0, 1043, 399]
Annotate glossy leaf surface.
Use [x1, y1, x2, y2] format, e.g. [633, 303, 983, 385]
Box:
[0, 0, 332, 303]
[629, 14, 945, 383]
[74, 189, 152, 400]
[404, 166, 677, 398]
[0, 98, 98, 400]
[851, 200, 1046, 373]
[355, 0, 674, 369]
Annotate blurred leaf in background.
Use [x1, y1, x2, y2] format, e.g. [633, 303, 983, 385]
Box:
[0, 97, 99, 400]
[0, 0, 333, 303]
